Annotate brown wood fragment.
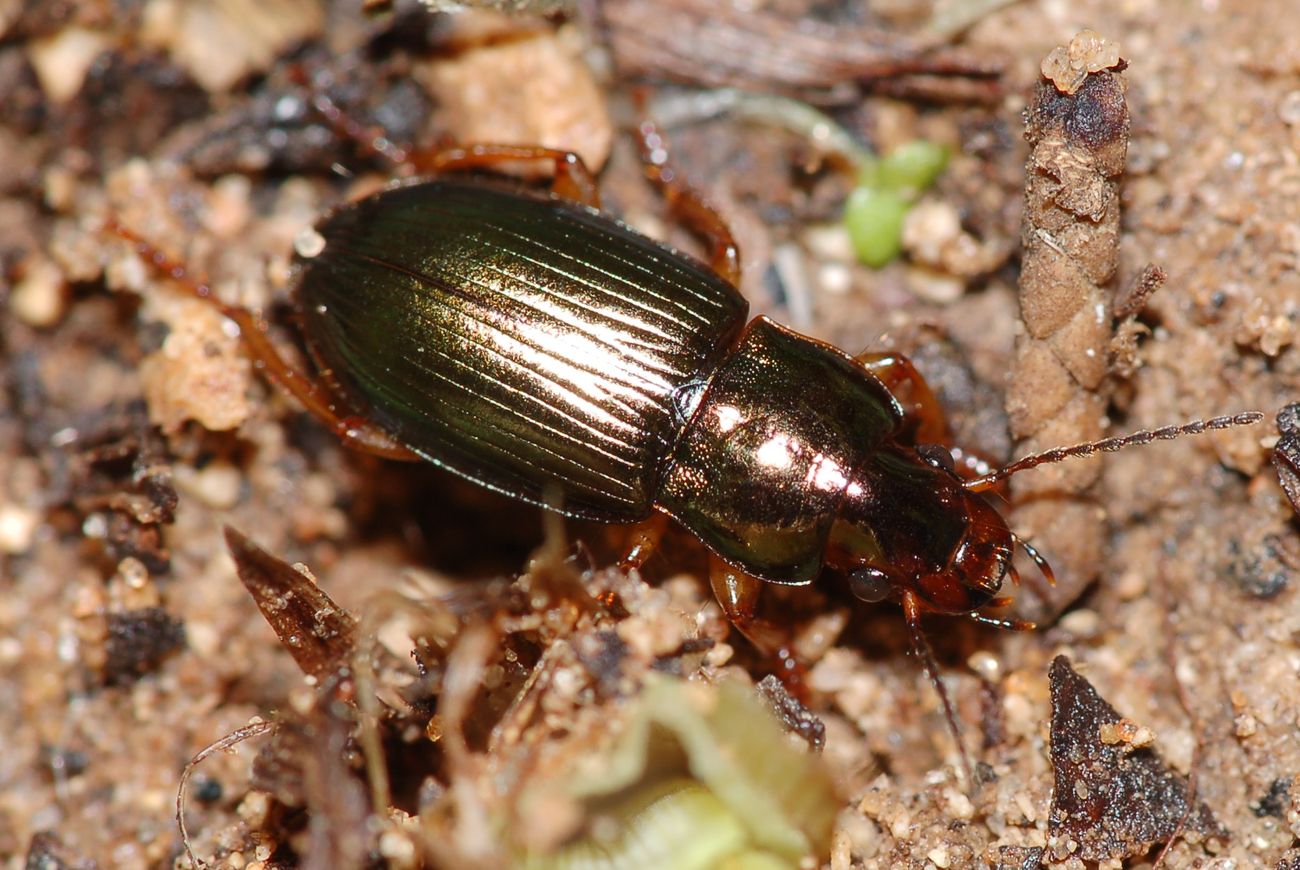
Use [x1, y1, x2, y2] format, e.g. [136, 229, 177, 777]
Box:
[223, 526, 357, 680]
[1008, 33, 1130, 620]
[601, 0, 1002, 104]
[1048, 656, 1224, 862]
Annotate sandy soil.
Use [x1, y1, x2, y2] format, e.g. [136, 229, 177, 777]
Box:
[1, 0, 1298, 867]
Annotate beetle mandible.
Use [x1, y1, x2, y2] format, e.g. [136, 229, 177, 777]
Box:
[111, 116, 1261, 721]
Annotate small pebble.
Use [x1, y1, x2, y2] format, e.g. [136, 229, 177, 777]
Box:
[10, 256, 66, 327]
[0, 504, 40, 554]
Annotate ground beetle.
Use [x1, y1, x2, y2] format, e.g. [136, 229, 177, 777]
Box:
[111, 121, 1260, 773]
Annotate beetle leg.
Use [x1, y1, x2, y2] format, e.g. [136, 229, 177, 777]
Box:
[854, 352, 950, 445]
[618, 514, 669, 572]
[106, 218, 418, 461]
[412, 145, 601, 209]
[902, 590, 975, 787]
[636, 120, 742, 287]
[708, 555, 806, 693]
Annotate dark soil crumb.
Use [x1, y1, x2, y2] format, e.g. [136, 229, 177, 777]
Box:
[1253, 776, 1292, 819]
[1276, 403, 1300, 516]
[992, 844, 1045, 870]
[103, 607, 186, 683]
[23, 831, 99, 870]
[1047, 655, 1223, 861]
[756, 672, 827, 753]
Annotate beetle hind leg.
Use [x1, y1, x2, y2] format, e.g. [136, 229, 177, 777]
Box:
[106, 218, 417, 461]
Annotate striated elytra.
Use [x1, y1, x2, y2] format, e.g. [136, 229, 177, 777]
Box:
[295, 176, 1009, 614]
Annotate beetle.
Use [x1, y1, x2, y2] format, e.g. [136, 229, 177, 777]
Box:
[110, 120, 1260, 775]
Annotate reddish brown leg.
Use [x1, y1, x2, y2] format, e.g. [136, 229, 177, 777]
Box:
[618, 513, 669, 572]
[855, 352, 949, 445]
[107, 219, 417, 461]
[902, 591, 975, 787]
[413, 145, 601, 209]
[636, 120, 741, 287]
[708, 555, 805, 692]
[290, 68, 601, 208]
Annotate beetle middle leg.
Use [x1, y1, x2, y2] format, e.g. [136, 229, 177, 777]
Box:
[617, 514, 670, 573]
[291, 68, 603, 208]
[410, 145, 602, 209]
[708, 555, 806, 692]
[636, 120, 742, 287]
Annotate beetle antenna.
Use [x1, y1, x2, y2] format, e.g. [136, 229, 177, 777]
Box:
[963, 412, 1263, 492]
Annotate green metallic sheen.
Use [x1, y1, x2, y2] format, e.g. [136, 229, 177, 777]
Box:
[293, 178, 979, 591]
[657, 318, 904, 584]
[296, 179, 748, 520]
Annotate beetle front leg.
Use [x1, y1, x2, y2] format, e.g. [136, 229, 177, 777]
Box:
[902, 591, 975, 786]
[855, 352, 949, 445]
[856, 351, 1003, 479]
[708, 555, 805, 692]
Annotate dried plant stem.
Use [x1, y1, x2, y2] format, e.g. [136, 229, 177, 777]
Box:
[1007, 35, 1130, 619]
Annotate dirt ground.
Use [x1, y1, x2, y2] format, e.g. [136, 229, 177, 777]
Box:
[2, 0, 1299, 868]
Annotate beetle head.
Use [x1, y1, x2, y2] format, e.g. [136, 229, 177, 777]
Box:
[829, 444, 1013, 615]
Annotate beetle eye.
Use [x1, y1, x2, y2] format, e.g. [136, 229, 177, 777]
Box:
[848, 567, 893, 603]
[916, 443, 957, 474]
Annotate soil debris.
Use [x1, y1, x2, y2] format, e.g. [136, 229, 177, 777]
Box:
[103, 607, 186, 684]
[1275, 403, 1300, 517]
[23, 831, 99, 870]
[755, 672, 826, 753]
[602, 0, 1002, 104]
[225, 526, 358, 681]
[1047, 656, 1223, 862]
